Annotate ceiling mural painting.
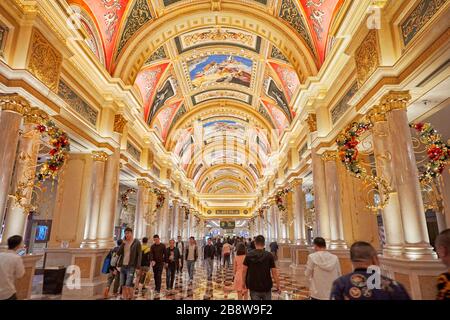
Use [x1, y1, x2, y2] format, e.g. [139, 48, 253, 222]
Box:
[186, 54, 254, 90]
[134, 62, 170, 121]
[69, 0, 129, 71]
[298, 0, 344, 64]
[266, 78, 294, 122]
[268, 62, 301, 102]
[147, 77, 176, 124]
[152, 100, 183, 142]
[262, 100, 289, 136]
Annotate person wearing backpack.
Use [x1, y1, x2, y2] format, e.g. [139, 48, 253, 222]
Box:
[117, 227, 142, 300]
[135, 237, 151, 296]
[103, 239, 123, 299]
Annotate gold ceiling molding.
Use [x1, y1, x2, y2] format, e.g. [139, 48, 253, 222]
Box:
[192, 163, 256, 186]
[26, 28, 62, 92]
[355, 30, 380, 88]
[202, 176, 251, 194]
[114, 4, 317, 85]
[92, 151, 109, 162]
[113, 114, 128, 134]
[24, 107, 49, 124]
[355, 28, 449, 112]
[306, 113, 317, 132]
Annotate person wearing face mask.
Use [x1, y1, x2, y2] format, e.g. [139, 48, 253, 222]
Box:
[0, 235, 25, 300]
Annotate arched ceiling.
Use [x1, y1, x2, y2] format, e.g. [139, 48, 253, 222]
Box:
[67, 0, 345, 199]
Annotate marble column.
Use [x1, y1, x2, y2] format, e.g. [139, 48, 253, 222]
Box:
[97, 149, 120, 248]
[172, 200, 180, 238]
[311, 149, 331, 243]
[369, 106, 405, 256]
[383, 91, 435, 259]
[293, 179, 308, 246]
[160, 192, 170, 243]
[81, 152, 107, 248]
[266, 207, 272, 241]
[135, 179, 150, 240]
[322, 151, 347, 249]
[0, 94, 30, 234]
[1, 108, 47, 247]
[437, 169, 450, 230]
[272, 204, 280, 241]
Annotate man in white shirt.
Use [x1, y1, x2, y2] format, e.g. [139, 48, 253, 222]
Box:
[0, 235, 26, 300]
[305, 237, 341, 300]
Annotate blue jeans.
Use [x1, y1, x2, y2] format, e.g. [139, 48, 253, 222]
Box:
[187, 260, 195, 280]
[250, 291, 272, 300]
[166, 262, 176, 289]
[120, 266, 136, 287]
[205, 258, 213, 279]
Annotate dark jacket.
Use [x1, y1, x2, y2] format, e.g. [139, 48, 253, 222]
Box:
[185, 245, 198, 261]
[203, 244, 215, 259]
[150, 243, 166, 264]
[117, 239, 142, 268]
[165, 247, 181, 264]
[330, 268, 411, 300]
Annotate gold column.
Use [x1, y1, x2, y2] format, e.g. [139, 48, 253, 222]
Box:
[1, 108, 48, 246]
[81, 151, 108, 248]
[135, 178, 151, 240]
[0, 94, 30, 229]
[322, 151, 347, 249]
[368, 105, 404, 256]
[96, 148, 120, 248]
[382, 91, 435, 258]
[311, 148, 331, 243]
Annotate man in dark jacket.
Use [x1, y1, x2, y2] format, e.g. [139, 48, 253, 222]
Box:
[165, 239, 181, 293]
[330, 242, 410, 300]
[104, 239, 123, 299]
[243, 235, 280, 300]
[175, 235, 185, 273]
[203, 238, 216, 280]
[150, 234, 166, 293]
[185, 236, 198, 283]
[117, 227, 142, 300]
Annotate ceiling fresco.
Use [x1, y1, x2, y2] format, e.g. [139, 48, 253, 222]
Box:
[68, 0, 346, 195]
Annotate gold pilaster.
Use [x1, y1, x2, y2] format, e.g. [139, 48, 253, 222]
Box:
[380, 91, 412, 111]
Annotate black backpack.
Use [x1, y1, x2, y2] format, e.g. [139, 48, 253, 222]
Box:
[141, 249, 151, 267]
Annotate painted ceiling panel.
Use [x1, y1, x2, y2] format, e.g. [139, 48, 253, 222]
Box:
[153, 100, 183, 142]
[72, 0, 129, 71]
[134, 62, 169, 121]
[268, 62, 300, 102]
[262, 100, 289, 136]
[299, 0, 344, 64]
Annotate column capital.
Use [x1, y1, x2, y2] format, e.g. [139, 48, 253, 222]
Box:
[367, 105, 387, 123]
[321, 150, 337, 162]
[291, 178, 303, 188]
[136, 178, 151, 188]
[0, 94, 31, 115]
[380, 90, 411, 111]
[92, 151, 108, 162]
[24, 107, 49, 124]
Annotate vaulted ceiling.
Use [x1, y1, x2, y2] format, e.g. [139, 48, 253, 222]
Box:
[67, 0, 345, 197]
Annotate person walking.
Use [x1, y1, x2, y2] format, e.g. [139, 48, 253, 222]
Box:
[117, 227, 142, 300]
[203, 238, 216, 281]
[435, 228, 450, 300]
[150, 234, 166, 294]
[242, 235, 280, 300]
[185, 236, 198, 283]
[269, 240, 279, 261]
[103, 239, 123, 299]
[222, 240, 232, 268]
[215, 238, 223, 267]
[330, 241, 410, 300]
[305, 237, 341, 300]
[135, 237, 151, 295]
[0, 235, 25, 300]
[175, 236, 185, 274]
[233, 243, 248, 300]
[165, 239, 181, 294]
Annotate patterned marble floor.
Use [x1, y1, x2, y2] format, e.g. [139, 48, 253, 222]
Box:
[31, 258, 310, 300]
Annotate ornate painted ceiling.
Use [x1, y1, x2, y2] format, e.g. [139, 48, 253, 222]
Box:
[67, 0, 345, 196]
